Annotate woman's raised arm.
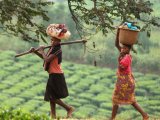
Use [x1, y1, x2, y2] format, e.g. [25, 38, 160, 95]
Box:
[115, 28, 121, 52]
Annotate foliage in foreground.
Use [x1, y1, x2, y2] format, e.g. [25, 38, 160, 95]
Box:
[0, 107, 49, 120]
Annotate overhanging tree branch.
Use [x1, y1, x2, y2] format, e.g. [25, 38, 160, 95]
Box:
[0, 0, 54, 42]
[67, 0, 160, 37]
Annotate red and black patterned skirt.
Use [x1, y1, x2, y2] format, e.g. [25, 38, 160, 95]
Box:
[112, 73, 136, 105]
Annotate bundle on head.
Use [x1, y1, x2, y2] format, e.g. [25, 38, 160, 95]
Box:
[46, 24, 71, 40]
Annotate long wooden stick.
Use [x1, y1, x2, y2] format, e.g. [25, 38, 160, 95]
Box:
[15, 39, 87, 58]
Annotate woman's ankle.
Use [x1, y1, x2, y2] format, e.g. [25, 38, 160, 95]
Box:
[142, 113, 149, 118]
[50, 113, 56, 119]
[66, 106, 74, 118]
[109, 117, 115, 120]
[66, 105, 73, 111]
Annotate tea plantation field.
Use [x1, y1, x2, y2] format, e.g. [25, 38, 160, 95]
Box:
[0, 51, 160, 120]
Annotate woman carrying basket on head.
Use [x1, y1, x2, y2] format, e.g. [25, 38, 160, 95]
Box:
[29, 24, 74, 119]
[110, 28, 149, 120]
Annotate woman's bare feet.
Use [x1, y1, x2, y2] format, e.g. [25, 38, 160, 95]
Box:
[109, 118, 115, 120]
[50, 111, 56, 119]
[143, 113, 149, 120]
[66, 106, 75, 118]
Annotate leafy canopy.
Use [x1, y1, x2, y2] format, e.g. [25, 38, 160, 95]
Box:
[68, 0, 160, 38]
[0, 0, 53, 42]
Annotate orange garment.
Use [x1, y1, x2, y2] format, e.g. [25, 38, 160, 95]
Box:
[48, 56, 63, 74]
[44, 44, 63, 74]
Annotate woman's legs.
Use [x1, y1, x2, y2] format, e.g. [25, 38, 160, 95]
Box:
[50, 101, 56, 119]
[110, 103, 149, 120]
[110, 104, 119, 120]
[54, 99, 74, 118]
[132, 102, 149, 119]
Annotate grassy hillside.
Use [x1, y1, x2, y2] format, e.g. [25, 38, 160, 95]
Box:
[0, 50, 160, 120]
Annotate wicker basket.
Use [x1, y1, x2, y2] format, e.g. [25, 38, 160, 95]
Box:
[119, 28, 140, 45]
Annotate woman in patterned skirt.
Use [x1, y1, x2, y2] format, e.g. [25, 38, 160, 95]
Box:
[110, 28, 149, 120]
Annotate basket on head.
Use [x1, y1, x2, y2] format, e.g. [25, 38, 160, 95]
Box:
[46, 24, 71, 40]
[119, 27, 140, 45]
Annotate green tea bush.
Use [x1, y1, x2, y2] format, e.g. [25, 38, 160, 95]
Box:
[73, 98, 89, 105]
[18, 90, 37, 99]
[0, 51, 15, 60]
[93, 93, 109, 103]
[38, 102, 49, 113]
[97, 108, 110, 116]
[12, 63, 26, 69]
[4, 74, 24, 84]
[0, 83, 8, 90]
[135, 89, 147, 96]
[2, 87, 22, 96]
[67, 74, 80, 85]
[0, 70, 10, 80]
[76, 105, 95, 118]
[14, 81, 35, 89]
[3, 66, 20, 72]
[19, 100, 42, 112]
[0, 107, 50, 120]
[1, 97, 24, 107]
[0, 60, 14, 69]
[0, 94, 10, 102]
[78, 93, 93, 101]
[144, 73, 159, 80]
[133, 72, 144, 78]
[88, 84, 107, 95]
[74, 81, 90, 91]
[29, 83, 45, 95]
